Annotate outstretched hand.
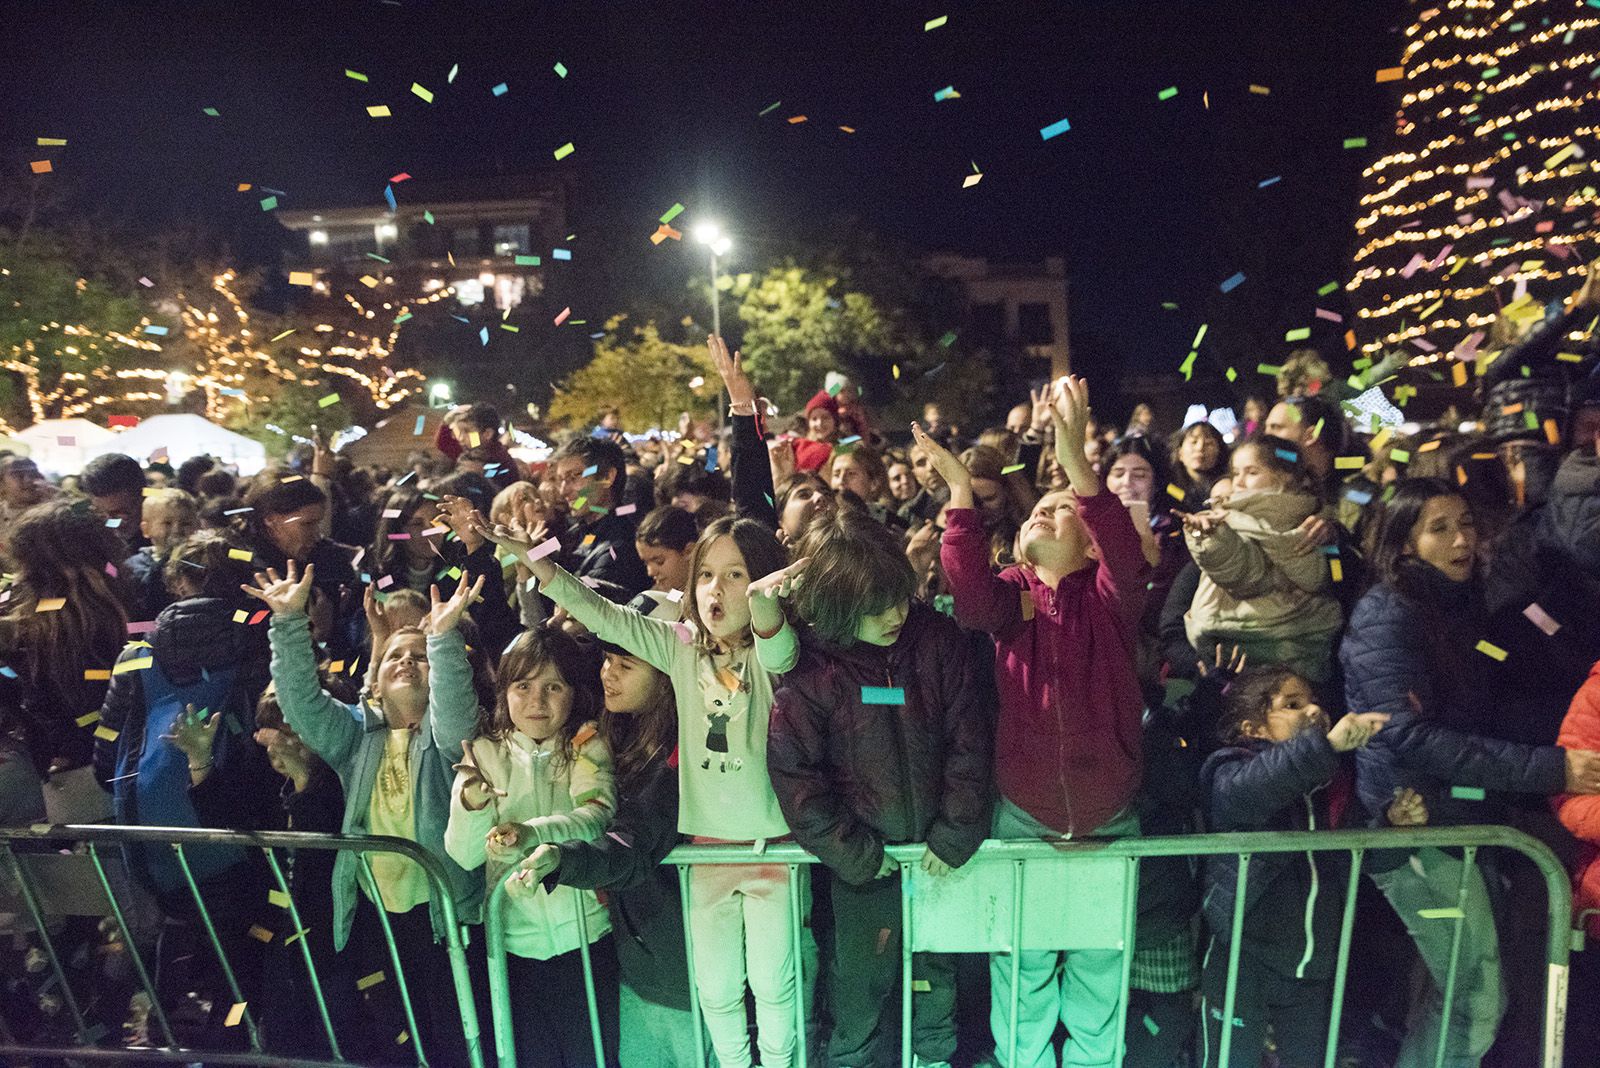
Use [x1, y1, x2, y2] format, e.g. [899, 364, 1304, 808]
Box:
[910, 422, 971, 494]
[708, 335, 757, 409]
[747, 557, 809, 602]
[242, 561, 316, 617]
[162, 703, 221, 764]
[428, 572, 486, 635]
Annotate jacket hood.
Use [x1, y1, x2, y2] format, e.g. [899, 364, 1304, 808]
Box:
[1553, 448, 1600, 499]
[1222, 488, 1320, 529]
[151, 597, 253, 681]
[800, 599, 936, 671]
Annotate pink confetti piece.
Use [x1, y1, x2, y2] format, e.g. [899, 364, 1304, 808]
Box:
[126, 620, 157, 634]
[553, 307, 571, 326]
[1522, 603, 1561, 636]
[377, 575, 395, 589]
[526, 537, 563, 562]
[614, 503, 637, 516]
[1315, 308, 1343, 322]
[672, 621, 694, 644]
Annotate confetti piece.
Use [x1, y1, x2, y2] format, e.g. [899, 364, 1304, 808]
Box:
[260, 196, 278, 211]
[36, 598, 65, 612]
[1522, 603, 1561, 636]
[1219, 272, 1246, 293]
[1258, 176, 1281, 188]
[319, 393, 341, 408]
[962, 172, 983, 188]
[94, 725, 119, 743]
[787, 115, 808, 124]
[1248, 84, 1270, 95]
[1158, 86, 1178, 101]
[839, 125, 856, 133]
[1284, 327, 1311, 342]
[526, 537, 563, 563]
[1144, 1015, 1161, 1035]
[1002, 463, 1027, 475]
[1256, 363, 1281, 376]
[29, 160, 53, 174]
[357, 971, 387, 991]
[37, 137, 67, 146]
[861, 686, 906, 705]
[615, 503, 638, 517]
[1317, 281, 1340, 296]
[1474, 639, 1507, 662]
[288, 271, 314, 286]
[1343, 137, 1368, 149]
[759, 100, 782, 116]
[228, 549, 254, 561]
[1039, 117, 1072, 140]
[367, 105, 392, 118]
[1334, 456, 1365, 470]
[924, 14, 947, 30]
[492, 82, 508, 96]
[1329, 557, 1344, 583]
[267, 889, 292, 909]
[411, 83, 434, 103]
[553, 142, 575, 160]
[933, 85, 960, 102]
[248, 924, 274, 943]
[552, 248, 571, 260]
[1166, 484, 1186, 502]
[1390, 449, 1411, 464]
[1418, 907, 1464, 920]
[225, 1003, 247, 1028]
[553, 61, 568, 78]
[554, 307, 571, 326]
[1375, 67, 1404, 83]
[447, 63, 459, 84]
[202, 107, 220, 117]
[143, 325, 169, 336]
[345, 69, 368, 82]
[1450, 785, 1487, 801]
[77, 709, 102, 725]
[114, 656, 154, 674]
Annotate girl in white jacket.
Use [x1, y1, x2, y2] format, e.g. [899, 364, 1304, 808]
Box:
[446, 626, 617, 1068]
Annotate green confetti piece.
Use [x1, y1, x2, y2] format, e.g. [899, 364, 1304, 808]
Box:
[1317, 281, 1340, 296]
[553, 141, 575, 160]
[1226, 367, 1237, 382]
[1256, 363, 1282, 376]
[1343, 137, 1368, 149]
[759, 100, 782, 116]
[553, 61, 568, 78]
[514, 254, 541, 266]
[500, 324, 520, 332]
[938, 331, 957, 348]
[1524, 410, 1539, 430]
[1143, 1014, 1160, 1036]
[1285, 327, 1311, 342]
[1450, 785, 1486, 801]
[1160, 301, 1179, 311]
[365, 253, 391, 263]
[924, 14, 947, 30]
[411, 83, 434, 103]
[345, 69, 369, 82]
[660, 203, 685, 224]
[423, 210, 434, 224]
[318, 393, 340, 408]
[1192, 323, 1208, 347]
[260, 196, 278, 211]
[1158, 86, 1178, 101]
[1481, 66, 1500, 79]
[1390, 449, 1411, 463]
[394, 313, 412, 325]
[1001, 464, 1027, 475]
[202, 106, 220, 117]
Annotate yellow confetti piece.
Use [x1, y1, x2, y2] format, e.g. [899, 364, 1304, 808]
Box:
[468, 431, 481, 448]
[268, 889, 292, 908]
[233, 610, 249, 623]
[396, 1031, 410, 1046]
[76, 710, 101, 727]
[962, 172, 983, 188]
[228, 549, 254, 561]
[367, 105, 392, 118]
[1474, 640, 1507, 662]
[37, 137, 68, 146]
[553, 141, 575, 160]
[357, 971, 386, 991]
[410, 83, 434, 103]
[283, 927, 310, 946]
[1451, 362, 1468, 388]
[1165, 483, 1185, 502]
[225, 1002, 247, 1028]
[328, 660, 345, 674]
[94, 725, 119, 742]
[1334, 456, 1365, 470]
[359, 275, 379, 288]
[1330, 557, 1344, 583]
[1417, 439, 1442, 453]
[288, 271, 314, 286]
[248, 924, 275, 943]
[112, 657, 153, 674]
[1248, 84, 1270, 95]
[36, 598, 65, 612]
[83, 669, 111, 681]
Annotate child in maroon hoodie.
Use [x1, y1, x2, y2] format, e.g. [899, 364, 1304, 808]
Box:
[918, 374, 1150, 1068]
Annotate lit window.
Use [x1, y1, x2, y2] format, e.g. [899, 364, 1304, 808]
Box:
[492, 224, 530, 256]
[309, 230, 329, 245]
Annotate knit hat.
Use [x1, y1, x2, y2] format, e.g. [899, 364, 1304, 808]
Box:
[804, 390, 840, 418]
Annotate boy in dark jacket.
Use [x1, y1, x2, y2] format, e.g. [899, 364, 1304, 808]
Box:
[770, 507, 993, 1068]
[1200, 665, 1413, 1068]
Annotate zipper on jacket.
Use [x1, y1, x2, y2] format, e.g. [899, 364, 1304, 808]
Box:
[1296, 794, 1320, 980]
[1044, 582, 1075, 837]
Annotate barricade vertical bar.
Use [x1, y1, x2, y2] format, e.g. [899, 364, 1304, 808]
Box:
[170, 843, 261, 1052]
[787, 861, 806, 1068]
[677, 863, 707, 1068]
[355, 852, 429, 1066]
[1217, 852, 1250, 1068]
[572, 892, 606, 1067]
[1007, 858, 1023, 1068]
[1322, 848, 1364, 1068]
[1433, 845, 1475, 1068]
[1114, 856, 1138, 1066]
[900, 860, 913, 1068]
[0, 845, 91, 1045]
[86, 842, 177, 1050]
[484, 881, 516, 1068]
[260, 846, 341, 1060]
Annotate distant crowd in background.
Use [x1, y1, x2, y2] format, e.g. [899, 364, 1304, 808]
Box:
[2, 261, 1600, 1068]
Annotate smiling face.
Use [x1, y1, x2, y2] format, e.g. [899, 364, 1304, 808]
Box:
[1105, 453, 1155, 507]
[554, 454, 613, 508]
[1229, 443, 1290, 494]
[375, 631, 429, 723]
[505, 660, 574, 743]
[886, 462, 916, 502]
[600, 651, 660, 714]
[1406, 494, 1477, 583]
[779, 480, 833, 541]
[694, 536, 753, 643]
[807, 408, 838, 441]
[1019, 490, 1096, 575]
[637, 540, 691, 592]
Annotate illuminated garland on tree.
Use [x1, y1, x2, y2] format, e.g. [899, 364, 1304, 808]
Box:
[1349, 0, 1600, 365]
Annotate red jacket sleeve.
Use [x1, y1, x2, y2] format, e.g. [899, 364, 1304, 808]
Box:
[940, 507, 1023, 635]
[1555, 663, 1600, 844]
[1077, 491, 1150, 630]
[435, 421, 463, 461]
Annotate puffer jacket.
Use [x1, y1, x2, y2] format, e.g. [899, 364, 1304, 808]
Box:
[561, 512, 650, 597]
[1183, 489, 1342, 680]
[1542, 448, 1600, 580]
[1555, 659, 1600, 939]
[1341, 563, 1567, 830]
[1201, 732, 1349, 980]
[768, 601, 995, 885]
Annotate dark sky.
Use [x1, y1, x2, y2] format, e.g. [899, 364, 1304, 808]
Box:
[2, 0, 1403, 399]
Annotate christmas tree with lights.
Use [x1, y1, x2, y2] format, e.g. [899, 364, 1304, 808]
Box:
[1348, 0, 1600, 370]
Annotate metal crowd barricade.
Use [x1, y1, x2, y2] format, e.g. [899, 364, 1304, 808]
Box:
[0, 823, 485, 1068]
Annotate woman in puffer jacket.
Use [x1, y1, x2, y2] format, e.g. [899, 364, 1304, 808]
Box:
[1182, 435, 1342, 685]
[1341, 478, 1600, 1068]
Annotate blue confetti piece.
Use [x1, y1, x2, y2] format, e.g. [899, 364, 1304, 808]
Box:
[492, 82, 508, 96]
[143, 325, 169, 336]
[552, 248, 572, 260]
[1343, 488, 1374, 506]
[1219, 272, 1246, 293]
[1274, 448, 1298, 462]
[0, 665, 15, 679]
[384, 184, 397, 213]
[1258, 176, 1282, 188]
[219, 387, 245, 397]
[414, 415, 425, 435]
[861, 686, 906, 705]
[582, 465, 598, 476]
[451, 314, 469, 323]
[479, 326, 489, 346]
[1039, 116, 1072, 140]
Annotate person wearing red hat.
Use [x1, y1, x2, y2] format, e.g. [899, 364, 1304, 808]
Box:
[793, 390, 841, 473]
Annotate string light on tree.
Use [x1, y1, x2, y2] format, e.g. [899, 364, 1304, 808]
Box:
[1347, 0, 1600, 365]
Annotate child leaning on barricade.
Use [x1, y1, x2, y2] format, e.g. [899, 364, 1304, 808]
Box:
[767, 505, 993, 1068]
[248, 562, 486, 1066]
[445, 624, 620, 1068]
[924, 374, 1152, 1068]
[1199, 664, 1422, 1068]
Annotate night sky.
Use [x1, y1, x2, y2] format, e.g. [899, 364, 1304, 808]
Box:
[3, 0, 1403, 406]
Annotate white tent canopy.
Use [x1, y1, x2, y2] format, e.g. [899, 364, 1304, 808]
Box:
[14, 418, 118, 476]
[91, 414, 268, 476]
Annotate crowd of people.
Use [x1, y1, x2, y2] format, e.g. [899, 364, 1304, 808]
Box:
[3, 259, 1600, 1068]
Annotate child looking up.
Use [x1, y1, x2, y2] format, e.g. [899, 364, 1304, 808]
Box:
[1200, 666, 1410, 1068]
[477, 507, 808, 1068]
[769, 506, 993, 1068]
[446, 626, 618, 1068]
[1182, 434, 1342, 684]
[923, 375, 1150, 1068]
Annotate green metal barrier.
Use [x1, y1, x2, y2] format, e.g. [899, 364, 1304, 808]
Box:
[0, 824, 485, 1068]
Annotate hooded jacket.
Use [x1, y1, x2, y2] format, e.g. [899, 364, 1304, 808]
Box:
[768, 602, 994, 885]
[939, 493, 1149, 837]
[1555, 659, 1600, 939]
[1201, 731, 1349, 980]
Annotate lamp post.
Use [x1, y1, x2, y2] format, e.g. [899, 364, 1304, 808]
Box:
[692, 222, 734, 430]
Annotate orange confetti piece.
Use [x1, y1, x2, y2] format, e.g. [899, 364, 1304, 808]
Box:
[1375, 67, 1404, 83]
[29, 160, 53, 174]
[787, 115, 807, 124]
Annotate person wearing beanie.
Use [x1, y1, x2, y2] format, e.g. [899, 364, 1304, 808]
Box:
[794, 389, 841, 473]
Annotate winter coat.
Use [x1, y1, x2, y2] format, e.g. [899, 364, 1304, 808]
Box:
[1201, 732, 1350, 980]
[562, 512, 650, 598]
[731, 412, 780, 530]
[940, 493, 1149, 836]
[767, 602, 995, 885]
[123, 547, 175, 623]
[546, 747, 693, 1009]
[1541, 448, 1600, 580]
[1555, 659, 1600, 939]
[1341, 563, 1567, 831]
[269, 613, 482, 950]
[1183, 489, 1341, 681]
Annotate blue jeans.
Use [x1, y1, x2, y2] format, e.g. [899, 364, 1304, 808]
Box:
[989, 798, 1141, 1068]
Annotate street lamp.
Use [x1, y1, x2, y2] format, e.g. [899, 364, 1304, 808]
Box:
[693, 222, 733, 429]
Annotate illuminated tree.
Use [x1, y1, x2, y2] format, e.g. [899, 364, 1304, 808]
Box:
[548, 316, 718, 430]
[1349, 0, 1600, 365]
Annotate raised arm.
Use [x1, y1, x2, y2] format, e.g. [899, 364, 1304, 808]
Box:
[915, 422, 1024, 634]
[711, 335, 780, 529]
[249, 563, 362, 769]
[424, 572, 487, 761]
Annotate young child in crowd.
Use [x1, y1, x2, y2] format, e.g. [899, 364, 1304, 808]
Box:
[250, 564, 486, 1066]
[635, 505, 698, 593]
[445, 626, 618, 1068]
[124, 487, 201, 619]
[479, 507, 808, 1068]
[924, 374, 1152, 1068]
[769, 506, 993, 1068]
[1182, 435, 1342, 685]
[1200, 665, 1418, 1068]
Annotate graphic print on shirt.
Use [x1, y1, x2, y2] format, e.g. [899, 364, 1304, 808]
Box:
[701, 656, 749, 773]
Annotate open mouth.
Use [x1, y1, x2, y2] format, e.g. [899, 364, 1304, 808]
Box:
[707, 602, 725, 623]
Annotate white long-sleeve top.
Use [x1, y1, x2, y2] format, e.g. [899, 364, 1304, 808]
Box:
[445, 723, 616, 960]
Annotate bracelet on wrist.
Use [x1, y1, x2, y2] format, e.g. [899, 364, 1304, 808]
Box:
[729, 400, 758, 417]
